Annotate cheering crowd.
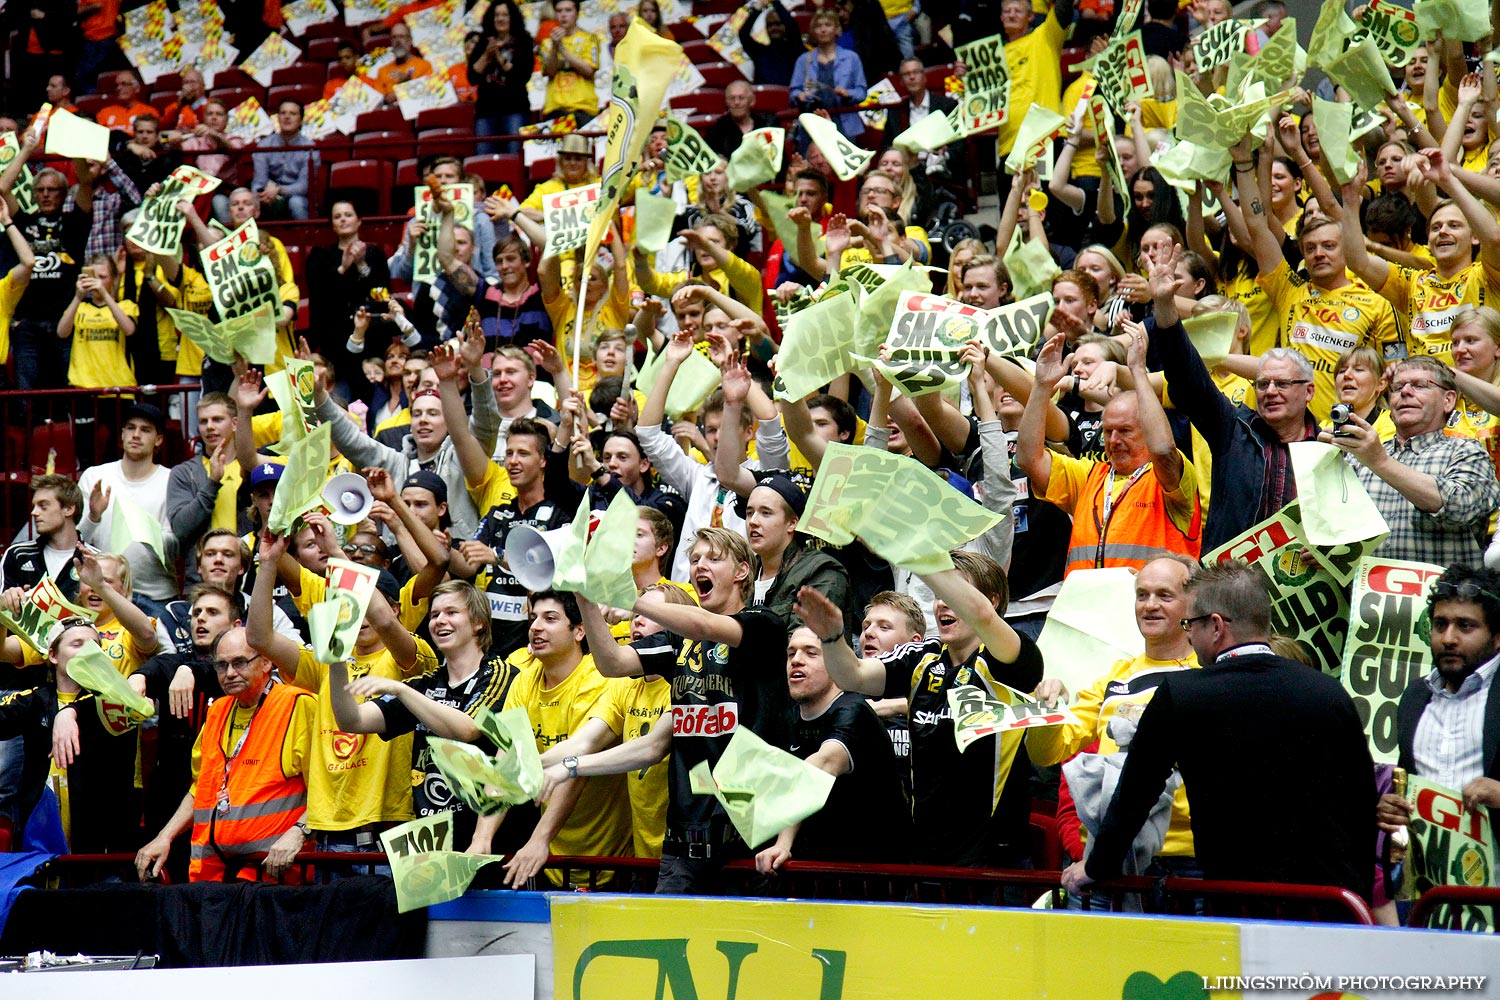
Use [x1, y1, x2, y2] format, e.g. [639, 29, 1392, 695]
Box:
[0, 0, 1497, 926]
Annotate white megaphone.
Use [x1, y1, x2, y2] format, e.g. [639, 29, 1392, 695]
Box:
[321, 472, 374, 525]
[505, 523, 576, 592]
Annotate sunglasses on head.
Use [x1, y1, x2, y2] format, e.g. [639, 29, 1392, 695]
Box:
[1431, 580, 1500, 605]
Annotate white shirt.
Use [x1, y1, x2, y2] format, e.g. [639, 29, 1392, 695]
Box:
[1414, 653, 1499, 793]
[77, 460, 177, 601]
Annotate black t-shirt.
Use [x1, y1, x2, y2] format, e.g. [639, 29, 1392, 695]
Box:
[14, 210, 91, 320]
[790, 692, 911, 863]
[1003, 429, 1069, 604]
[882, 634, 1044, 867]
[633, 606, 790, 834]
[472, 496, 572, 657]
[1060, 396, 1106, 465]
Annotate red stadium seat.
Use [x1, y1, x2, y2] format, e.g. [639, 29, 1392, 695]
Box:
[463, 153, 525, 197]
[208, 87, 263, 111]
[793, 9, 813, 33]
[96, 70, 132, 95]
[681, 40, 717, 65]
[925, 64, 955, 93]
[670, 90, 725, 116]
[686, 114, 717, 133]
[696, 0, 743, 13]
[268, 83, 324, 108]
[417, 127, 477, 159]
[149, 90, 176, 113]
[304, 20, 355, 41]
[751, 84, 789, 113]
[668, 21, 705, 42]
[155, 72, 183, 93]
[208, 68, 259, 92]
[282, 243, 307, 282]
[353, 129, 409, 156]
[327, 159, 392, 216]
[416, 104, 475, 131]
[392, 158, 422, 213]
[271, 64, 329, 89]
[527, 157, 555, 183]
[354, 108, 409, 135]
[697, 62, 746, 88]
[316, 133, 353, 167]
[75, 93, 112, 119]
[307, 37, 343, 62]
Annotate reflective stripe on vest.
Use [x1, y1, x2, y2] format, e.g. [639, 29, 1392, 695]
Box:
[1064, 462, 1201, 576]
[189, 683, 309, 882]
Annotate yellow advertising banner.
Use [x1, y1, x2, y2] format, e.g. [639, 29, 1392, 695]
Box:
[552, 896, 1242, 1000]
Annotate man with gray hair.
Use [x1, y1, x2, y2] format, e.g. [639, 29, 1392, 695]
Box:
[1145, 246, 1322, 551]
[1324, 356, 1500, 566]
[1062, 560, 1375, 901]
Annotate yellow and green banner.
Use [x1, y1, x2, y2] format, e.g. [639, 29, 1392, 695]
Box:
[201, 218, 282, 321]
[308, 557, 381, 663]
[1406, 775, 1499, 932]
[412, 183, 476, 285]
[379, 811, 504, 913]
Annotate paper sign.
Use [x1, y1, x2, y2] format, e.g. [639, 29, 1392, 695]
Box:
[1190, 18, 1263, 73]
[800, 442, 1004, 574]
[1153, 139, 1233, 190]
[876, 290, 983, 397]
[239, 32, 301, 87]
[0, 132, 36, 214]
[1413, 0, 1491, 42]
[951, 35, 1009, 134]
[1089, 31, 1152, 115]
[1352, 0, 1421, 66]
[1089, 94, 1129, 196]
[1181, 311, 1240, 368]
[224, 96, 277, 143]
[43, 108, 109, 161]
[859, 78, 900, 131]
[344, 0, 393, 26]
[946, 683, 1080, 751]
[687, 726, 835, 849]
[394, 73, 459, 121]
[427, 706, 543, 814]
[1204, 501, 1358, 674]
[772, 288, 862, 403]
[1035, 568, 1145, 703]
[894, 109, 958, 153]
[108, 489, 167, 570]
[1004, 235, 1061, 301]
[635, 341, 722, 419]
[127, 164, 223, 256]
[328, 76, 385, 133]
[542, 182, 603, 259]
[1174, 71, 1288, 149]
[266, 355, 318, 453]
[633, 191, 677, 254]
[1308, 0, 1357, 68]
[0, 578, 83, 654]
[797, 114, 872, 182]
[412, 183, 477, 285]
[1311, 98, 1361, 186]
[309, 557, 380, 663]
[1237, 16, 1298, 92]
[267, 422, 332, 534]
[1288, 442, 1390, 547]
[1340, 555, 1443, 764]
[1405, 775, 1499, 931]
[1003, 105, 1067, 176]
[662, 117, 719, 183]
[1325, 38, 1398, 111]
[283, 0, 338, 34]
[169, 304, 278, 366]
[65, 640, 156, 729]
[379, 811, 503, 912]
[580, 488, 640, 611]
[725, 127, 784, 191]
[854, 258, 935, 360]
[202, 218, 282, 320]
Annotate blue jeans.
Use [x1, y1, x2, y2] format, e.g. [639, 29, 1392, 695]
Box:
[315, 830, 392, 881]
[12, 316, 69, 389]
[889, 13, 916, 59]
[477, 112, 529, 155]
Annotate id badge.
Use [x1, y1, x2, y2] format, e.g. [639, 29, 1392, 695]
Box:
[217, 788, 231, 813]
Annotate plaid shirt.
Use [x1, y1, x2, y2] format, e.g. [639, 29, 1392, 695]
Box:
[1349, 429, 1500, 567]
[67, 160, 142, 261]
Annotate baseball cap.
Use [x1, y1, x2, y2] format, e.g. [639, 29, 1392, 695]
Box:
[735, 470, 811, 519]
[374, 569, 402, 604]
[124, 402, 167, 434]
[403, 468, 449, 504]
[248, 462, 285, 488]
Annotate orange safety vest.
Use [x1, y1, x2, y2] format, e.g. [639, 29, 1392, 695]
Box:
[1064, 461, 1201, 576]
[189, 683, 311, 883]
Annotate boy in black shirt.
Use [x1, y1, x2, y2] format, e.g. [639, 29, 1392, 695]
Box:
[799, 549, 1045, 868]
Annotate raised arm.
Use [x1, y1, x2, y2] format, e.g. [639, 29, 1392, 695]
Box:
[434, 341, 491, 488]
[247, 532, 306, 677]
[1233, 139, 1285, 273]
[793, 586, 887, 696]
[1442, 73, 1482, 170]
[1422, 148, 1500, 276]
[712, 356, 762, 498]
[1278, 114, 1339, 223]
[79, 552, 157, 652]
[577, 595, 645, 677]
[326, 659, 392, 734]
[1015, 333, 1068, 494]
[1124, 316, 1182, 492]
[1340, 175, 1391, 292]
[918, 565, 1023, 663]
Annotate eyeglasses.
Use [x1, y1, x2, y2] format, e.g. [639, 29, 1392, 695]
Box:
[212, 654, 262, 674]
[1431, 580, 1500, 604]
[1388, 378, 1444, 396]
[1180, 613, 1231, 632]
[1252, 378, 1311, 392]
[345, 543, 382, 556]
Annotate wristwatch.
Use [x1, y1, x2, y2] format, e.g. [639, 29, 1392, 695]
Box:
[564, 755, 580, 779]
[295, 819, 312, 838]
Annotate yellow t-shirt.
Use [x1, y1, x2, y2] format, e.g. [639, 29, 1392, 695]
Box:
[1448, 395, 1500, 487]
[520, 175, 593, 214]
[996, 12, 1066, 156]
[174, 264, 213, 376]
[543, 31, 601, 116]
[591, 674, 670, 858]
[1026, 652, 1199, 857]
[1042, 450, 1200, 545]
[1220, 269, 1277, 358]
[468, 459, 519, 517]
[1138, 98, 1176, 131]
[1379, 258, 1500, 365]
[68, 298, 140, 388]
[544, 284, 631, 393]
[637, 253, 763, 313]
[0, 271, 29, 364]
[501, 651, 632, 872]
[1060, 73, 1102, 180]
[291, 564, 427, 632]
[1258, 260, 1400, 421]
[190, 688, 317, 782]
[206, 411, 285, 532]
[607, 576, 698, 644]
[286, 642, 435, 831]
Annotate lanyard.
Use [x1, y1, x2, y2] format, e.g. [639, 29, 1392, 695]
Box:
[217, 686, 269, 809]
[1217, 643, 1273, 660]
[1093, 463, 1150, 568]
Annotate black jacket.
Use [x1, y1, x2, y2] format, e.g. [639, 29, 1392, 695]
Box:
[1086, 651, 1376, 900]
[880, 92, 958, 148]
[1398, 671, 1500, 829]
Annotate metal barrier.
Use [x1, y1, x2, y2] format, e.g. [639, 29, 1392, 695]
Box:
[1406, 886, 1500, 930]
[38, 851, 1375, 924]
